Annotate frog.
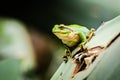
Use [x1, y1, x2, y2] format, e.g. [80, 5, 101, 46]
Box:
[52, 24, 95, 62]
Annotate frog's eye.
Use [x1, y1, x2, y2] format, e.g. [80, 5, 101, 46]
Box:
[59, 24, 65, 30]
[59, 24, 73, 31]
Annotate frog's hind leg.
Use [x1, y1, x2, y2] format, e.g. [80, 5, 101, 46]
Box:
[86, 28, 95, 42]
[76, 31, 87, 50]
[79, 28, 95, 51]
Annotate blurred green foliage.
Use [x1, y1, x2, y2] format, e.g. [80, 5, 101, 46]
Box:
[0, 59, 21, 80]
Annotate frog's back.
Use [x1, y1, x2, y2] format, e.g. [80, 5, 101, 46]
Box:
[68, 24, 90, 35]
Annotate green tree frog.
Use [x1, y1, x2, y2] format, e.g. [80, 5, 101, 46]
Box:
[52, 24, 95, 48]
[52, 24, 95, 62]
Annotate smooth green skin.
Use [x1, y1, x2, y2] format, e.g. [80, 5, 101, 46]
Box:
[52, 24, 90, 47]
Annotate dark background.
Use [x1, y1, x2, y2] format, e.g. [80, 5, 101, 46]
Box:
[0, 0, 119, 37]
[0, 1, 57, 34]
[0, 0, 118, 34]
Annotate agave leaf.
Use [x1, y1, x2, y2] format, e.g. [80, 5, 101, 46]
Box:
[51, 15, 120, 80]
[87, 34, 120, 80]
[51, 59, 76, 80]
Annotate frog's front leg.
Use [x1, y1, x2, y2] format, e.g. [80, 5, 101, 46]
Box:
[63, 55, 68, 63]
[65, 48, 72, 57]
[63, 48, 72, 63]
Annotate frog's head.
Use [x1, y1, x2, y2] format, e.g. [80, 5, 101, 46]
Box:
[52, 24, 73, 34]
[52, 24, 80, 47]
